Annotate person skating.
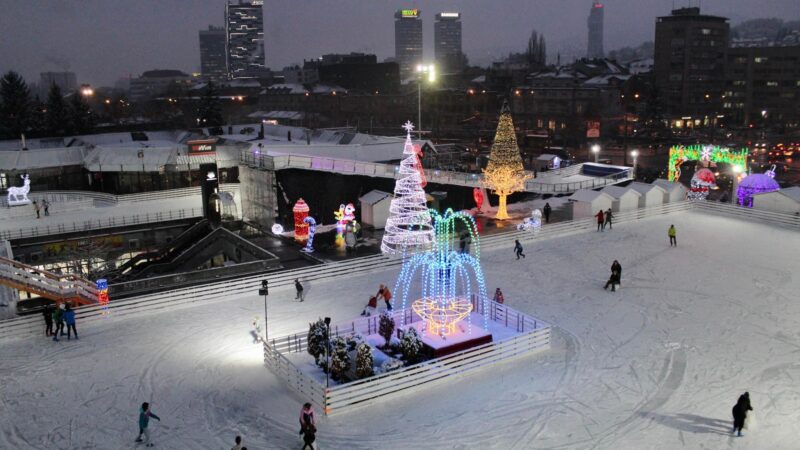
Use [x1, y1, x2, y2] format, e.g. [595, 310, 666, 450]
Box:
[33, 200, 40, 219]
[299, 402, 315, 435]
[514, 240, 525, 259]
[732, 392, 752, 437]
[52, 304, 65, 341]
[668, 224, 677, 247]
[493, 288, 505, 304]
[604, 208, 613, 230]
[361, 295, 378, 316]
[43, 305, 53, 337]
[136, 402, 161, 446]
[301, 421, 316, 450]
[604, 269, 621, 292]
[377, 284, 393, 311]
[611, 260, 622, 285]
[543, 202, 552, 223]
[42, 199, 50, 216]
[231, 435, 243, 450]
[64, 304, 78, 340]
[595, 209, 604, 231]
[294, 279, 305, 302]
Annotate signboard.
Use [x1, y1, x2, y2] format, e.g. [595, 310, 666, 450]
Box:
[187, 139, 217, 156]
[400, 9, 419, 18]
[439, 12, 460, 18]
[586, 120, 600, 138]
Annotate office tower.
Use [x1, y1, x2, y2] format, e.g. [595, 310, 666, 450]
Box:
[394, 8, 423, 79]
[199, 25, 227, 81]
[587, 1, 604, 59]
[435, 12, 463, 72]
[226, 0, 266, 79]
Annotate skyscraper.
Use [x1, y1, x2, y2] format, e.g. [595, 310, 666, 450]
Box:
[587, 1, 604, 59]
[434, 12, 463, 73]
[199, 25, 227, 81]
[394, 9, 423, 80]
[225, 0, 266, 79]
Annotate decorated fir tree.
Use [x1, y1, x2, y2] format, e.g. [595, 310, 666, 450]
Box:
[329, 336, 351, 381]
[378, 312, 395, 348]
[307, 318, 327, 362]
[380, 121, 435, 255]
[400, 327, 424, 364]
[355, 343, 374, 378]
[482, 102, 532, 219]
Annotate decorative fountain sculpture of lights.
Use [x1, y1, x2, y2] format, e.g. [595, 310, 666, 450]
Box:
[394, 208, 489, 337]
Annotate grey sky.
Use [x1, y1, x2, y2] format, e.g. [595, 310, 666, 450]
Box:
[1, 0, 798, 88]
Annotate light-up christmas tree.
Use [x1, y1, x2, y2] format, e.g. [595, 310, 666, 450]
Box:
[381, 121, 435, 255]
[482, 102, 532, 220]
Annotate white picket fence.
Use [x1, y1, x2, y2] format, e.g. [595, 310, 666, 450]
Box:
[261, 298, 551, 415]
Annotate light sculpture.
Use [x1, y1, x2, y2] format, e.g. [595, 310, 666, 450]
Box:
[271, 224, 284, 235]
[736, 167, 780, 208]
[688, 168, 717, 201]
[483, 102, 532, 219]
[7, 174, 32, 206]
[333, 203, 356, 246]
[517, 209, 543, 231]
[381, 121, 435, 255]
[394, 208, 488, 337]
[668, 145, 748, 182]
[96, 278, 110, 314]
[301, 216, 317, 252]
[293, 198, 310, 242]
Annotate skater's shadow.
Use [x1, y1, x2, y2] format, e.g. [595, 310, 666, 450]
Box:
[639, 412, 731, 436]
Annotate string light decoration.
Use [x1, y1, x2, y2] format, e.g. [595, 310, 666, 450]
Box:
[394, 209, 489, 337]
[301, 216, 317, 252]
[380, 121, 435, 255]
[293, 198, 310, 242]
[688, 168, 717, 201]
[736, 167, 780, 208]
[482, 102, 532, 220]
[668, 145, 749, 182]
[96, 279, 110, 315]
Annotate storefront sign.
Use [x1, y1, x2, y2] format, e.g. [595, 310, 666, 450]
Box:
[188, 139, 217, 156]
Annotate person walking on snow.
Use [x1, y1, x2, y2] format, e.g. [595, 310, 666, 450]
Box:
[136, 402, 161, 446]
[299, 402, 315, 435]
[668, 224, 677, 247]
[294, 279, 305, 302]
[231, 435, 243, 450]
[543, 202, 552, 223]
[595, 210, 604, 231]
[604, 208, 613, 230]
[33, 200, 40, 219]
[361, 295, 378, 316]
[42, 199, 50, 216]
[64, 304, 78, 340]
[493, 288, 505, 304]
[52, 304, 65, 341]
[732, 392, 752, 437]
[377, 284, 393, 311]
[610, 260, 622, 285]
[43, 305, 53, 337]
[514, 240, 525, 259]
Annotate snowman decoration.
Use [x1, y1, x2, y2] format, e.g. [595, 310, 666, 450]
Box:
[517, 209, 543, 231]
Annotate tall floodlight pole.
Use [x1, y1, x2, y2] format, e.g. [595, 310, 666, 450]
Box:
[259, 280, 269, 341]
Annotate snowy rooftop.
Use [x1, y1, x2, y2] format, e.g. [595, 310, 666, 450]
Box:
[569, 189, 614, 202]
[602, 185, 641, 199]
[628, 181, 667, 195]
[652, 178, 688, 192]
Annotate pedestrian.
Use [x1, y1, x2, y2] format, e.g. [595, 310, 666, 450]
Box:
[361, 295, 378, 316]
[543, 202, 552, 223]
[604, 208, 613, 230]
[302, 421, 316, 450]
[604, 269, 621, 292]
[43, 305, 53, 337]
[611, 260, 622, 285]
[33, 200, 40, 219]
[493, 288, 505, 304]
[514, 240, 525, 259]
[668, 224, 677, 247]
[377, 284, 393, 311]
[136, 402, 161, 447]
[299, 402, 315, 436]
[294, 279, 305, 302]
[595, 209, 604, 231]
[42, 199, 50, 216]
[52, 304, 65, 341]
[231, 435, 243, 450]
[64, 304, 78, 340]
[731, 392, 753, 437]
[459, 231, 468, 253]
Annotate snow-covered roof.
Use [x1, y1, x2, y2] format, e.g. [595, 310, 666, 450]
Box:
[248, 111, 305, 120]
[627, 181, 667, 196]
[584, 74, 632, 85]
[262, 83, 307, 94]
[83, 144, 178, 172]
[753, 185, 800, 203]
[652, 178, 688, 192]
[471, 75, 486, 83]
[569, 189, 615, 203]
[536, 154, 559, 161]
[359, 190, 392, 205]
[0, 147, 87, 170]
[602, 185, 641, 199]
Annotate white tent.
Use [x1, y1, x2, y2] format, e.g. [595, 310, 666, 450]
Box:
[601, 185, 642, 212]
[359, 190, 393, 229]
[751, 186, 800, 215]
[627, 182, 667, 208]
[651, 179, 688, 203]
[568, 189, 614, 219]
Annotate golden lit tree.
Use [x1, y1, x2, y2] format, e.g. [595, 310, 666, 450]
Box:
[482, 102, 532, 219]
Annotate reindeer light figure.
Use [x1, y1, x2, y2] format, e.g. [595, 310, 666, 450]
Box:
[7, 174, 32, 206]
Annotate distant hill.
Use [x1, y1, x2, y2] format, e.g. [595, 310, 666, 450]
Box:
[731, 18, 800, 46]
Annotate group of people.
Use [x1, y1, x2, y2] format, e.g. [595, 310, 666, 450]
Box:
[361, 283, 392, 316]
[595, 208, 614, 231]
[32, 199, 50, 218]
[43, 303, 77, 341]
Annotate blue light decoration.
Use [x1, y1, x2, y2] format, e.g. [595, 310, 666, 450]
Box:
[301, 217, 317, 253]
[96, 278, 109, 314]
[394, 209, 489, 336]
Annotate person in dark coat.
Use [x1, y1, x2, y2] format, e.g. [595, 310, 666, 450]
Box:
[732, 392, 753, 436]
[611, 260, 622, 285]
[604, 269, 621, 292]
[604, 208, 614, 230]
[301, 422, 316, 450]
[64, 304, 78, 340]
[294, 279, 305, 302]
[43, 305, 53, 337]
[514, 240, 525, 259]
[543, 202, 552, 223]
[595, 210, 604, 231]
[52, 304, 65, 341]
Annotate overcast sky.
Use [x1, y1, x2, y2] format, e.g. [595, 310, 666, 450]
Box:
[1, 0, 798, 88]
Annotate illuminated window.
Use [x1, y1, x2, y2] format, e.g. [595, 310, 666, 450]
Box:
[766, 81, 778, 87]
[701, 28, 711, 35]
[548, 120, 556, 130]
[537, 119, 544, 128]
[0, 173, 6, 189]
[754, 57, 768, 63]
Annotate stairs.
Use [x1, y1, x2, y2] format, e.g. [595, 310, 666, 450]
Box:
[0, 256, 99, 306]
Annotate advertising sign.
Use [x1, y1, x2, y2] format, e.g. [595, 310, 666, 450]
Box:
[188, 139, 217, 156]
[586, 120, 600, 138]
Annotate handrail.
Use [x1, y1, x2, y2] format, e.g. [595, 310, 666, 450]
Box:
[0, 256, 99, 304]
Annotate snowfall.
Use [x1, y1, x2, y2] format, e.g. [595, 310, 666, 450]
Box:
[2, 209, 800, 450]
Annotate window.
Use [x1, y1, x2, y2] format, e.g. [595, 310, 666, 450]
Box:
[548, 120, 555, 130]
[733, 80, 746, 86]
[754, 57, 768, 63]
[0, 173, 6, 189]
[766, 81, 778, 87]
[701, 28, 711, 35]
[734, 57, 747, 64]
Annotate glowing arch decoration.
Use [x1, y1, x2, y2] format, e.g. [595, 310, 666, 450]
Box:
[668, 145, 748, 182]
[301, 216, 317, 252]
[394, 209, 488, 337]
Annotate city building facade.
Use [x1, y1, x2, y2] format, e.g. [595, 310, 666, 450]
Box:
[225, 0, 266, 79]
[435, 12, 463, 73]
[394, 8, 423, 80]
[587, 1, 605, 59]
[199, 25, 227, 81]
[129, 70, 193, 101]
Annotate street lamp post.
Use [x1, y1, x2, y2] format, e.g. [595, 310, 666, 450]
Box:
[415, 64, 435, 139]
[591, 144, 601, 163]
[630, 149, 639, 180]
[258, 280, 269, 341]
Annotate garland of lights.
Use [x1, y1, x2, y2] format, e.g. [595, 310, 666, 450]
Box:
[394, 209, 488, 336]
[668, 145, 749, 182]
[380, 121, 435, 255]
[483, 102, 531, 220]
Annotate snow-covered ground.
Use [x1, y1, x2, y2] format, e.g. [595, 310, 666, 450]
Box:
[2, 210, 799, 449]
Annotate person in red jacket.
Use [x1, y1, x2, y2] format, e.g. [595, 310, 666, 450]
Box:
[595, 210, 605, 232]
[493, 288, 505, 304]
[361, 295, 378, 316]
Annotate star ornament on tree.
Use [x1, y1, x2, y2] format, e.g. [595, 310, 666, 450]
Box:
[402, 121, 415, 133]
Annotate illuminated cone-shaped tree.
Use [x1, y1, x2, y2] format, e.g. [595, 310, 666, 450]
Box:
[482, 102, 532, 220]
[381, 121, 435, 255]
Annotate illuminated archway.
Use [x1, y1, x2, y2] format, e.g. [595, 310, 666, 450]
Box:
[668, 145, 749, 182]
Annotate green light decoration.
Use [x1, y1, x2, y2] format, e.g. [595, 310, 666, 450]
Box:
[668, 145, 749, 182]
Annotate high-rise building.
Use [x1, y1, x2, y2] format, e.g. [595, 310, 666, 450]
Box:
[435, 12, 463, 73]
[394, 8, 423, 80]
[199, 25, 227, 81]
[654, 7, 729, 119]
[587, 1, 604, 59]
[225, 0, 266, 79]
